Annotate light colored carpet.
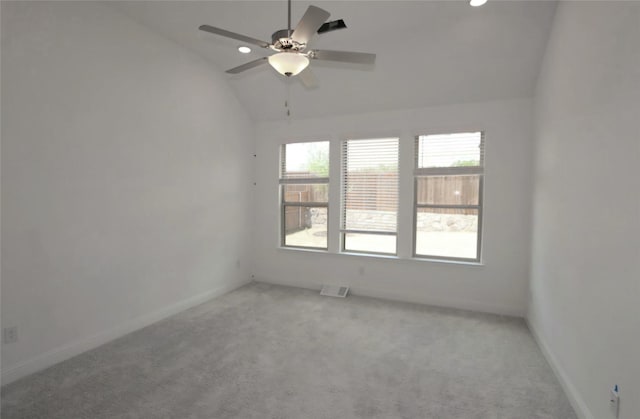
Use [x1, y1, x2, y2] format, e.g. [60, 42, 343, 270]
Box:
[1, 282, 577, 419]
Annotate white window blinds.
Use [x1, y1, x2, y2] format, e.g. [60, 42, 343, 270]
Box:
[415, 132, 484, 174]
[341, 138, 399, 254]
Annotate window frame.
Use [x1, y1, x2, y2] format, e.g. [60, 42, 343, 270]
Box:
[279, 142, 330, 251]
[340, 137, 400, 256]
[412, 132, 485, 263]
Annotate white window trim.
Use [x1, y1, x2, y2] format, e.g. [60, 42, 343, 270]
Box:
[412, 131, 485, 263]
[279, 142, 330, 251]
[340, 137, 400, 256]
[277, 130, 486, 266]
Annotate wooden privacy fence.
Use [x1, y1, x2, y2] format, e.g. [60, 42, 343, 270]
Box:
[343, 172, 479, 215]
[344, 172, 398, 212]
[284, 185, 311, 233]
[415, 174, 480, 215]
[284, 173, 479, 233]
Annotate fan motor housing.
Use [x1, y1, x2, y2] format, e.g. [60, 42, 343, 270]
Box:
[271, 29, 306, 51]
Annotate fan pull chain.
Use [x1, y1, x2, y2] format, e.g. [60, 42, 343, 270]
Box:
[285, 81, 292, 120]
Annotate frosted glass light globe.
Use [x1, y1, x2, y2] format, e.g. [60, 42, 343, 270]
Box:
[268, 52, 309, 77]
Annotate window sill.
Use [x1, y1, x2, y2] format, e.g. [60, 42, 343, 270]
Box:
[411, 257, 484, 267]
[278, 246, 329, 254]
[277, 246, 484, 266]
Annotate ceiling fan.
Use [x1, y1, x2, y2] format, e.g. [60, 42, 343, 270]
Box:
[199, 0, 376, 88]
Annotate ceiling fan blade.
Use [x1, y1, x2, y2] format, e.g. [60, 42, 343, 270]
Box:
[291, 6, 330, 45]
[298, 67, 318, 88]
[199, 25, 270, 49]
[310, 49, 376, 65]
[226, 57, 269, 74]
[318, 19, 347, 34]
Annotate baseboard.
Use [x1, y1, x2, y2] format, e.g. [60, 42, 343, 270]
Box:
[1, 278, 251, 386]
[350, 284, 524, 317]
[255, 276, 524, 317]
[526, 317, 594, 419]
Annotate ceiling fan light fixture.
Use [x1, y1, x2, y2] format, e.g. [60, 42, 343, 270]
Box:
[268, 52, 309, 77]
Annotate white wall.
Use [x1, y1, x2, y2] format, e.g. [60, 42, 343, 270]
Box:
[254, 98, 534, 316]
[1, 2, 254, 384]
[529, 2, 640, 419]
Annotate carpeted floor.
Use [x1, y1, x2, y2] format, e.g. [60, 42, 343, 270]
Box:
[1, 282, 577, 419]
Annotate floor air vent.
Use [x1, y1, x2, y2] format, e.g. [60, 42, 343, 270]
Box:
[320, 285, 349, 298]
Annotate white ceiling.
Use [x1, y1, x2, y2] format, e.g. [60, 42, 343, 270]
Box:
[110, 1, 557, 121]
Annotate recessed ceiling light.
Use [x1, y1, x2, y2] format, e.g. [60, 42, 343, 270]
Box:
[470, 0, 487, 6]
[238, 46, 251, 54]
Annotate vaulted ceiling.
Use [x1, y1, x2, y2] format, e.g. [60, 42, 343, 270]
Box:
[111, 1, 557, 121]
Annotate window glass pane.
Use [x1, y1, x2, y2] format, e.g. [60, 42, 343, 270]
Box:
[282, 184, 328, 203]
[344, 208, 397, 233]
[417, 132, 482, 169]
[343, 138, 399, 233]
[416, 175, 480, 206]
[281, 141, 329, 179]
[283, 206, 327, 248]
[344, 233, 396, 255]
[415, 208, 478, 259]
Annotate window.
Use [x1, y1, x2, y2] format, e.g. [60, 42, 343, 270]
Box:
[280, 141, 330, 249]
[414, 132, 484, 261]
[341, 138, 399, 255]
[278, 132, 485, 264]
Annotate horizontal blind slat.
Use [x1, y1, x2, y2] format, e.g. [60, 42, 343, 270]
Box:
[415, 132, 484, 169]
[342, 138, 399, 236]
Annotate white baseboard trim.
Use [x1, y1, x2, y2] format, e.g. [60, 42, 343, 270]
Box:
[526, 317, 593, 419]
[255, 277, 524, 317]
[350, 284, 524, 317]
[1, 278, 251, 386]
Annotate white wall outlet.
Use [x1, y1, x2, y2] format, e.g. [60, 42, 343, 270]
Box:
[610, 385, 620, 418]
[3, 326, 18, 344]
